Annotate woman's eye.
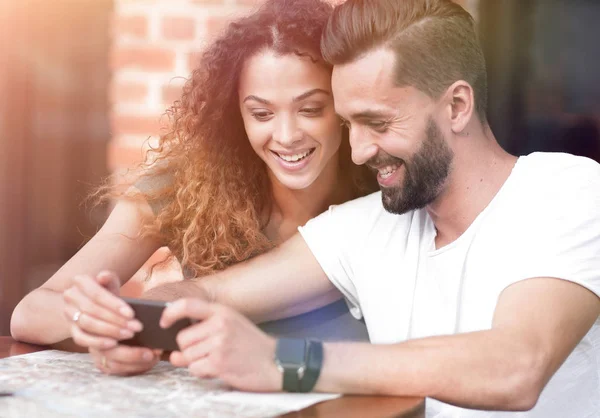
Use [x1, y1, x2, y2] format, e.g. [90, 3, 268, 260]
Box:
[251, 111, 273, 121]
[300, 107, 324, 117]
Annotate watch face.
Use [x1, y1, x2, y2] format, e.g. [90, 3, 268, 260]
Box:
[276, 338, 307, 368]
[276, 339, 323, 393]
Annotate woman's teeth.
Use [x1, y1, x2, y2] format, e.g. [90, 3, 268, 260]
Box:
[276, 149, 314, 162]
[379, 164, 399, 179]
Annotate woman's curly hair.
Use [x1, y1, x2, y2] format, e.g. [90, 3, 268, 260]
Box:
[107, 0, 376, 278]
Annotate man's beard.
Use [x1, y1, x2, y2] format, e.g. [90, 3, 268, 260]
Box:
[371, 117, 454, 215]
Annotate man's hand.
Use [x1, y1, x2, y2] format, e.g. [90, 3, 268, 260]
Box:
[140, 279, 211, 302]
[161, 298, 281, 392]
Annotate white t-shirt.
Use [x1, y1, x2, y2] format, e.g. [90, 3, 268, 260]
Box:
[299, 152, 600, 418]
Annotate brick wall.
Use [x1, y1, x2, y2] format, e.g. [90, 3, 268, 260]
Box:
[108, 0, 478, 172]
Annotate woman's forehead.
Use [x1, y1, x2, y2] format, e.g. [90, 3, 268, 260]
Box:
[239, 50, 332, 97]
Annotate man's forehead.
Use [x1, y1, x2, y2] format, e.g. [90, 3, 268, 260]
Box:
[331, 48, 413, 117]
[332, 48, 396, 97]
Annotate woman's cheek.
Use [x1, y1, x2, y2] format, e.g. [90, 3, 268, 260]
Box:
[245, 124, 272, 154]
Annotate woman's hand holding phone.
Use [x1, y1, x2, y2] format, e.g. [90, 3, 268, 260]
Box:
[62, 271, 142, 349]
[89, 345, 162, 376]
[62, 271, 158, 376]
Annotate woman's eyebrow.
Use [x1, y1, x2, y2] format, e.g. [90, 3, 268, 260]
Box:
[243, 95, 271, 105]
[243, 89, 330, 105]
[292, 88, 330, 102]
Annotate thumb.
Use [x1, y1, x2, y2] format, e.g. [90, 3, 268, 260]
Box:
[95, 270, 121, 295]
[160, 298, 212, 328]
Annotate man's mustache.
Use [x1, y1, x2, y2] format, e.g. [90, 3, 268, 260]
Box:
[365, 153, 404, 172]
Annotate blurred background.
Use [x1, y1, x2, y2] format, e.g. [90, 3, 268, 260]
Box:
[1, 0, 599, 335]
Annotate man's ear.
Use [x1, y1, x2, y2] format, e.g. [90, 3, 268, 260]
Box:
[445, 80, 474, 134]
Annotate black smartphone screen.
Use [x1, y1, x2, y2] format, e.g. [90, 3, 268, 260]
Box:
[120, 297, 193, 351]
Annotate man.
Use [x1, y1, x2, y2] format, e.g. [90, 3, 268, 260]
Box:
[58, 0, 600, 416]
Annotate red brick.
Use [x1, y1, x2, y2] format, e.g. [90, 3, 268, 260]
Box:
[111, 47, 176, 72]
[205, 16, 231, 37]
[236, 0, 266, 5]
[192, 0, 225, 4]
[162, 84, 185, 106]
[111, 114, 167, 136]
[161, 17, 196, 41]
[110, 81, 148, 104]
[114, 15, 148, 39]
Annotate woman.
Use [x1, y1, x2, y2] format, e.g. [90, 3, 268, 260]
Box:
[10, 0, 376, 374]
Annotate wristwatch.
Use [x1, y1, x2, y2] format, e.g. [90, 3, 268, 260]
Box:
[275, 338, 306, 392]
[275, 338, 323, 393]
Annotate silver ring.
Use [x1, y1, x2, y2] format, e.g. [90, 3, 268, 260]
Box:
[101, 356, 108, 369]
[72, 311, 82, 323]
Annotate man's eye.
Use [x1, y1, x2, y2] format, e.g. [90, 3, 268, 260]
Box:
[251, 111, 273, 121]
[367, 121, 388, 132]
[300, 107, 324, 117]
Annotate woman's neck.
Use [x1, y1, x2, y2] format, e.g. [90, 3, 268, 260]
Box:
[264, 152, 351, 244]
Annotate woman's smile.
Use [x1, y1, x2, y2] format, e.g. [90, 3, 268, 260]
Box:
[270, 147, 317, 171]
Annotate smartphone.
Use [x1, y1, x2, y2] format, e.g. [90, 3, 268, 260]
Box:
[120, 297, 194, 351]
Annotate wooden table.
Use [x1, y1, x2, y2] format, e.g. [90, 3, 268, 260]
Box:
[0, 337, 425, 418]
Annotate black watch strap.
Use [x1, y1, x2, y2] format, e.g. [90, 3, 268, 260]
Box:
[300, 340, 323, 392]
[275, 338, 307, 392]
[283, 366, 301, 392]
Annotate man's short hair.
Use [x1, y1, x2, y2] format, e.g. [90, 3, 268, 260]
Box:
[321, 0, 488, 123]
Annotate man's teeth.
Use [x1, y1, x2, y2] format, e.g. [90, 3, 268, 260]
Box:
[379, 164, 399, 179]
[277, 149, 312, 162]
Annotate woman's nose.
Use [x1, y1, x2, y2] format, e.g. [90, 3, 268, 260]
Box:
[273, 117, 300, 147]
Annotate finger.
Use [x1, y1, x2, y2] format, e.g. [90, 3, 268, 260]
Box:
[64, 285, 142, 332]
[71, 323, 117, 350]
[179, 335, 213, 364]
[63, 298, 80, 323]
[175, 317, 219, 351]
[63, 288, 124, 329]
[106, 353, 160, 376]
[160, 298, 211, 328]
[95, 270, 121, 295]
[188, 357, 217, 379]
[170, 350, 188, 367]
[73, 274, 135, 319]
[90, 346, 160, 376]
[64, 303, 134, 341]
[98, 345, 157, 364]
[94, 355, 159, 376]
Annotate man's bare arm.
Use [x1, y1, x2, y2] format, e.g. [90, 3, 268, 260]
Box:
[142, 233, 341, 322]
[315, 278, 599, 410]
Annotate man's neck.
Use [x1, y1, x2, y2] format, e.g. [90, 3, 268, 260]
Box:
[427, 124, 518, 249]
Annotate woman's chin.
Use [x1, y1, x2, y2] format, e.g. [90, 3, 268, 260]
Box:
[272, 171, 319, 191]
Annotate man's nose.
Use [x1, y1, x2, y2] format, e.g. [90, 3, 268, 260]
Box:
[350, 128, 378, 165]
[273, 116, 299, 147]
